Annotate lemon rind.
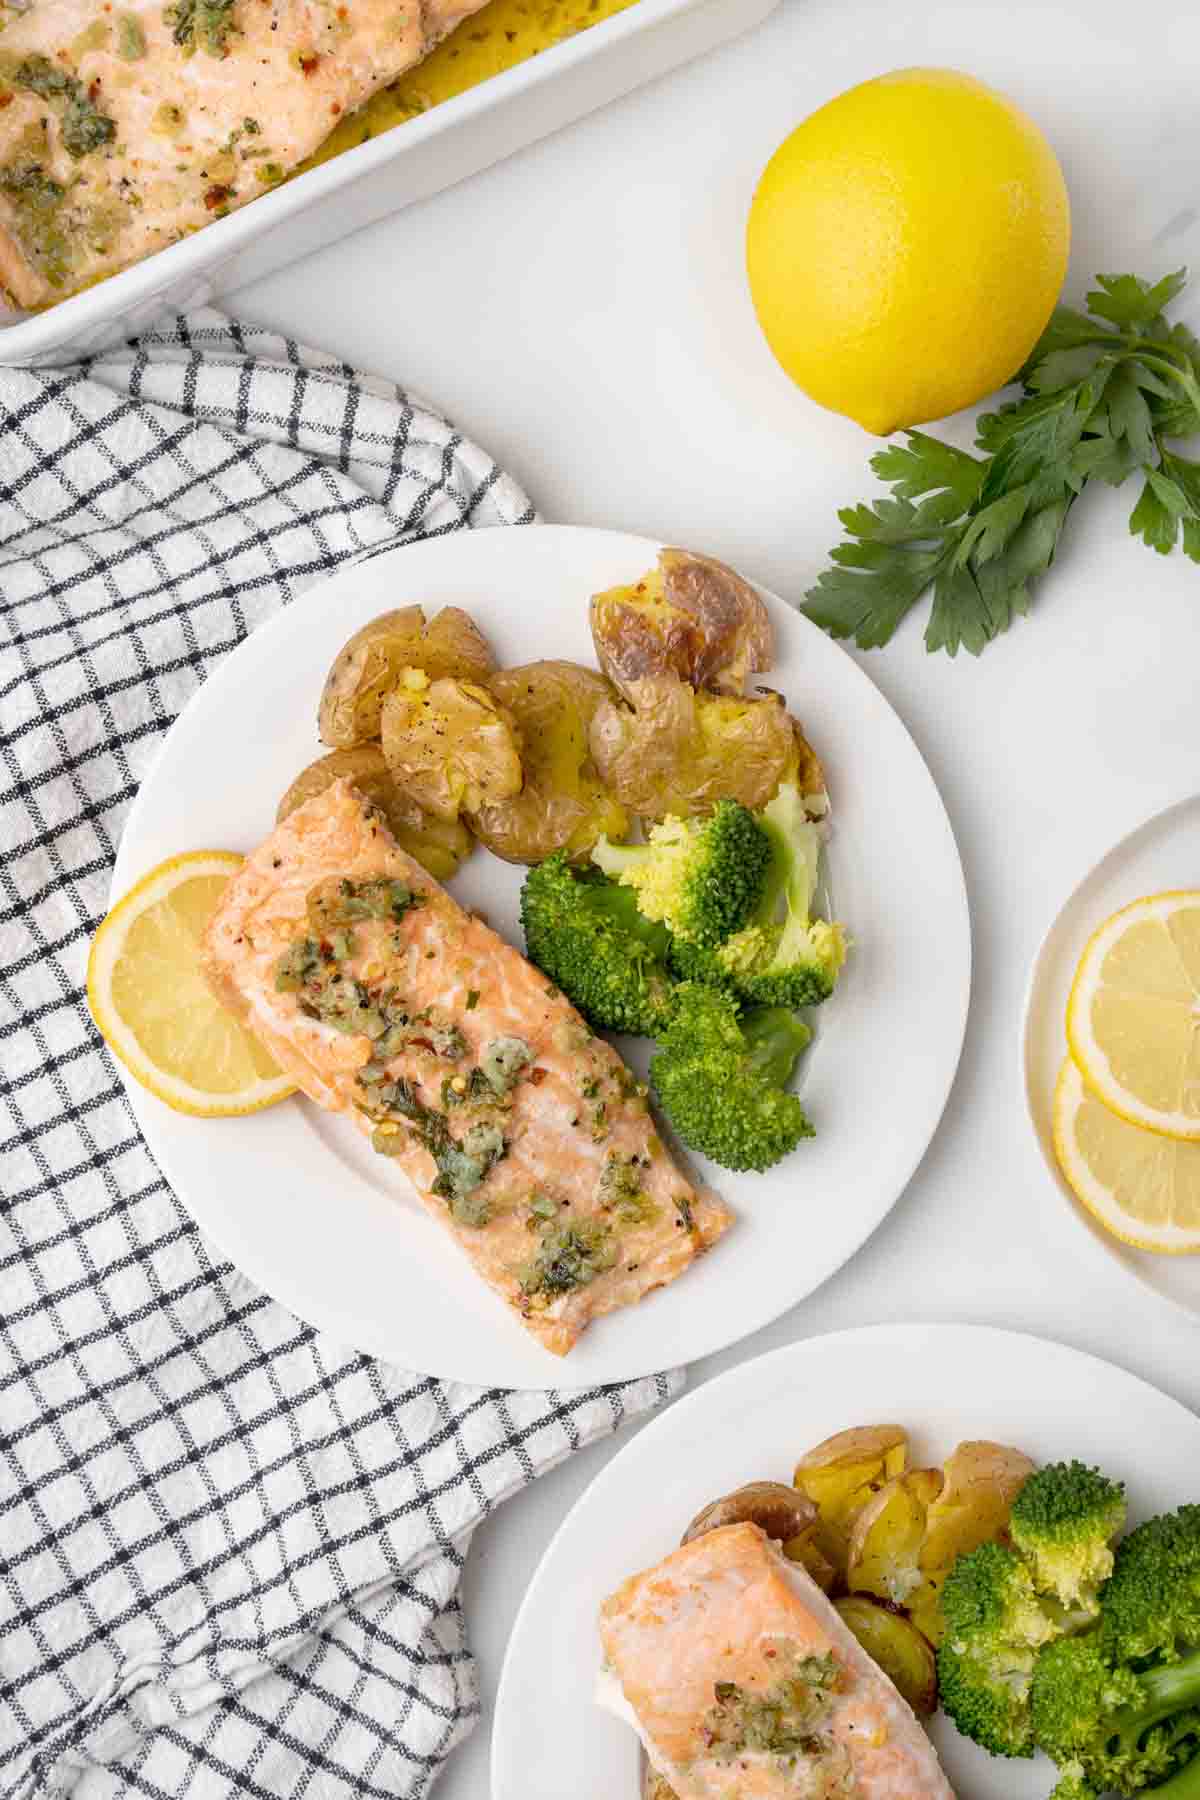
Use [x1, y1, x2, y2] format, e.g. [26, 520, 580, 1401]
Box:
[88, 851, 296, 1118]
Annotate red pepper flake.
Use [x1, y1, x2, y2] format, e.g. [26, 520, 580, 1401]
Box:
[528, 1067, 548, 1085]
[204, 184, 232, 210]
[88, 79, 102, 100]
[0, 92, 12, 109]
[330, 101, 341, 115]
[299, 52, 319, 75]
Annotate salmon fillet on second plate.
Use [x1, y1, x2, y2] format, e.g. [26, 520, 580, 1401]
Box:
[598, 1522, 958, 1799]
[202, 779, 732, 1356]
[0, 0, 491, 308]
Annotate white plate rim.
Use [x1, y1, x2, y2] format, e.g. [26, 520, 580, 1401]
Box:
[491, 1320, 1200, 1800]
[112, 524, 971, 1388]
[1020, 784, 1200, 1325]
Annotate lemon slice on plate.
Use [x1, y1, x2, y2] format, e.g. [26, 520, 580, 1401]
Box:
[1066, 890, 1200, 1140]
[88, 851, 294, 1116]
[1053, 1058, 1200, 1253]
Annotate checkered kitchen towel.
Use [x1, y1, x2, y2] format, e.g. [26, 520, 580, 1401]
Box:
[0, 310, 681, 1799]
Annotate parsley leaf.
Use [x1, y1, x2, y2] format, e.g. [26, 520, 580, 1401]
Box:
[804, 269, 1200, 656]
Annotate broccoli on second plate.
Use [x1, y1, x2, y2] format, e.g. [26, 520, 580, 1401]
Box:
[592, 800, 772, 949]
[649, 983, 813, 1172]
[937, 1541, 1060, 1759]
[1010, 1459, 1127, 1617]
[711, 782, 848, 1009]
[1029, 1504, 1200, 1797]
[519, 854, 673, 1038]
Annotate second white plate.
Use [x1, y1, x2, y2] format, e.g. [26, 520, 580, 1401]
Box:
[493, 1323, 1200, 1800]
[1023, 790, 1200, 1321]
[112, 526, 970, 1387]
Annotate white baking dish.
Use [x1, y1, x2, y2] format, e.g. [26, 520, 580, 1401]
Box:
[0, 0, 780, 365]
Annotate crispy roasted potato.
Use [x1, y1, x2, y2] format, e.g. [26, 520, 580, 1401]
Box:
[469, 661, 629, 864]
[318, 605, 496, 748]
[590, 547, 773, 701]
[834, 1596, 939, 1717]
[681, 1481, 817, 1548]
[908, 1441, 1036, 1646]
[589, 677, 793, 821]
[381, 676, 523, 822]
[847, 1469, 944, 1608]
[793, 1426, 909, 1576]
[782, 1525, 840, 1595]
[275, 747, 472, 881]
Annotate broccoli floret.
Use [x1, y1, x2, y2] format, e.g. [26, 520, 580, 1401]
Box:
[1031, 1631, 1200, 1794]
[592, 801, 771, 947]
[1028, 1506, 1200, 1796]
[520, 855, 673, 1038]
[937, 1542, 1061, 1758]
[649, 983, 814, 1172]
[1101, 1503, 1200, 1667]
[714, 782, 848, 1009]
[1047, 1763, 1099, 1800]
[1010, 1461, 1127, 1616]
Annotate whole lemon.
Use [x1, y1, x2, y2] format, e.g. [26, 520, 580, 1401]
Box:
[746, 68, 1070, 435]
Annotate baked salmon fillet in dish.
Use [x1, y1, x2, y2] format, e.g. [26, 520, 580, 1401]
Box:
[0, 0, 490, 308]
[598, 1522, 958, 1799]
[201, 779, 731, 1356]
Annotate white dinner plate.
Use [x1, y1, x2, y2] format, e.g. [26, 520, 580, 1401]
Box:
[492, 1322, 1200, 1800]
[1022, 790, 1200, 1323]
[113, 525, 970, 1387]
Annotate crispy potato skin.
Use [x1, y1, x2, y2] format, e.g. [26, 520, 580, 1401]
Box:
[681, 1481, 817, 1548]
[318, 605, 496, 748]
[381, 676, 523, 822]
[589, 678, 792, 821]
[591, 549, 773, 700]
[469, 660, 629, 864]
[276, 746, 472, 880]
[834, 1596, 939, 1717]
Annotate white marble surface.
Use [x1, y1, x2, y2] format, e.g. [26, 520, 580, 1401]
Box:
[231, 0, 1200, 1790]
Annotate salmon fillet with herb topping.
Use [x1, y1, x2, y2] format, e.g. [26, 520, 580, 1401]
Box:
[598, 1523, 958, 1799]
[0, 0, 491, 308]
[201, 778, 732, 1356]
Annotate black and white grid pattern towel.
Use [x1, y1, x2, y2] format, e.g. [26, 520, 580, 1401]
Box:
[0, 311, 680, 1799]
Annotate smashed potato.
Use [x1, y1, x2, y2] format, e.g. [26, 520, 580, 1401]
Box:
[909, 1441, 1036, 1645]
[794, 1426, 909, 1572]
[469, 661, 629, 864]
[782, 1524, 839, 1595]
[590, 547, 773, 700]
[682, 1482, 817, 1548]
[381, 676, 523, 822]
[588, 677, 793, 821]
[834, 1597, 939, 1717]
[318, 605, 496, 748]
[276, 748, 471, 881]
[847, 1468, 944, 1608]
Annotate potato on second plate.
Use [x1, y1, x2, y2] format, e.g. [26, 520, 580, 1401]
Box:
[793, 1425, 909, 1573]
[589, 677, 793, 821]
[276, 745, 472, 880]
[847, 1467, 944, 1607]
[381, 675, 523, 822]
[908, 1440, 1036, 1645]
[590, 547, 773, 700]
[469, 661, 628, 864]
[318, 605, 496, 748]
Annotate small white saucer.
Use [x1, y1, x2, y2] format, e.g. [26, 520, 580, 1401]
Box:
[1022, 791, 1200, 1322]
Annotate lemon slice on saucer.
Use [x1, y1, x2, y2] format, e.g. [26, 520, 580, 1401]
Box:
[88, 851, 294, 1116]
[1066, 891, 1200, 1140]
[1053, 1058, 1200, 1253]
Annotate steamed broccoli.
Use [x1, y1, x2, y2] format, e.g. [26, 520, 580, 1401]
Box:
[712, 782, 848, 1009]
[520, 854, 673, 1038]
[1010, 1461, 1127, 1617]
[649, 984, 813, 1172]
[592, 801, 771, 948]
[1029, 1505, 1200, 1796]
[937, 1541, 1061, 1758]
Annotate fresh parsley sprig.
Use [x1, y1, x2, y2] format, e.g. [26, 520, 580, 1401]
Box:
[803, 270, 1200, 656]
